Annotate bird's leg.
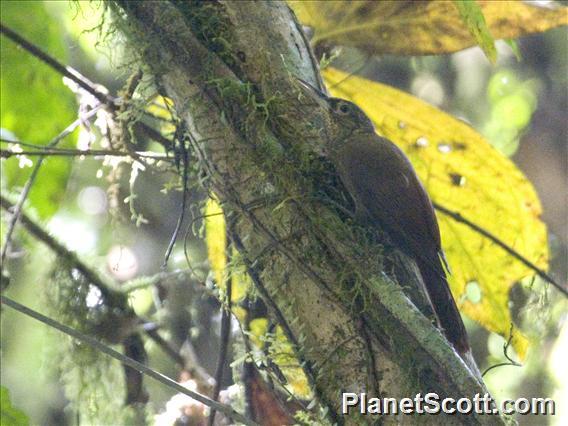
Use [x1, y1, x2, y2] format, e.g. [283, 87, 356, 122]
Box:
[310, 193, 356, 220]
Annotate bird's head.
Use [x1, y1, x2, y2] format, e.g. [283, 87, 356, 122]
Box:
[326, 97, 375, 134]
[295, 77, 375, 151]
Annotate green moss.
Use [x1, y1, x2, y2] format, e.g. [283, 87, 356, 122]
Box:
[44, 263, 137, 424]
[172, 1, 240, 73]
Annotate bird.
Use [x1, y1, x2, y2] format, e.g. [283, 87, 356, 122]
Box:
[296, 78, 470, 355]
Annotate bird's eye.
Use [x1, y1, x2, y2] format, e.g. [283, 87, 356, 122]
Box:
[338, 103, 350, 114]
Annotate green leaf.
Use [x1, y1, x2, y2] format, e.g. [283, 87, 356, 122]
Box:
[0, 386, 29, 426]
[454, 0, 496, 62]
[1, 1, 77, 218]
[505, 39, 522, 61]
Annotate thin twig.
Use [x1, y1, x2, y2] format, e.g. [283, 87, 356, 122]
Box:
[227, 227, 299, 351]
[0, 295, 258, 426]
[0, 106, 101, 273]
[0, 23, 174, 151]
[0, 138, 76, 150]
[482, 323, 521, 377]
[208, 245, 233, 426]
[121, 270, 190, 293]
[434, 203, 567, 297]
[0, 23, 114, 106]
[0, 148, 169, 160]
[163, 124, 190, 267]
[1, 23, 113, 105]
[132, 121, 174, 151]
[183, 211, 217, 284]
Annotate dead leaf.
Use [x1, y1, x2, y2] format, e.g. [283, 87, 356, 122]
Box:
[244, 362, 299, 425]
[290, 0, 567, 57]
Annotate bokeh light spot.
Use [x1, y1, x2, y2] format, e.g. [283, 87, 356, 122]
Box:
[78, 186, 108, 215]
[106, 245, 138, 281]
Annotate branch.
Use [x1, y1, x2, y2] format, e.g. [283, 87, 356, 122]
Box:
[0, 23, 174, 151]
[0, 198, 223, 415]
[0, 147, 169, 160]
[0, 295, 258, 426]
[1, 23, 114, 105]
[143, 324, 188, 368]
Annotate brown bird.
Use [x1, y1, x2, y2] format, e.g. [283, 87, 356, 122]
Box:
[298, 78, 469, 355]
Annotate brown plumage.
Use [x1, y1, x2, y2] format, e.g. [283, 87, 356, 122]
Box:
[298, 79, 469, 354]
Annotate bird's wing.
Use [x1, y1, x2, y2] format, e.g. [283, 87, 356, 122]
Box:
[338, 138, 441, 264]
[336, 138, 470, 354]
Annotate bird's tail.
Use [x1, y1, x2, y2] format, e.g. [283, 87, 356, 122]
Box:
[416, 257, 470, 355]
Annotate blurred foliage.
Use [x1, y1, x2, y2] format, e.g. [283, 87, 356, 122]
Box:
[0, 386, 29, 426]
[146, 96, 176, 135]
[484, 69, 540, 155]
[46, 1, 110, 66]
[0, 1, 77, 219]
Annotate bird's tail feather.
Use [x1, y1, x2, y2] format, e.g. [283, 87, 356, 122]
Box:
[417, 258, 469, 355]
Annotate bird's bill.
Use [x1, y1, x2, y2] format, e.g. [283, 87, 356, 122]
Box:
[295, 77, 330, 108]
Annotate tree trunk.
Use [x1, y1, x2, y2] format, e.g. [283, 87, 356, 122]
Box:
[111, 1, 502, 424]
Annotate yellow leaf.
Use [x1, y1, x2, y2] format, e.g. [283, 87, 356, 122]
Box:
[146, 95, 176, 134]
[323, 68, 548, 359]
[230, 247, 252, 303]
[290, 0, 567, 57]
[272, 326, 310, 397]
[204, 198, 250, 313]
[205, 197, 227, 287]
[249, 318, 269, 349]
[249, 319, 311, 398]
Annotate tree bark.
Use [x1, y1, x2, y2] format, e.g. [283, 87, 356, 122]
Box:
[111, 1, 503, 424]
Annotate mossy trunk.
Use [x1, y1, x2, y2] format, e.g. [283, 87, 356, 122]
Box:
[111, 1, 502, 424]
